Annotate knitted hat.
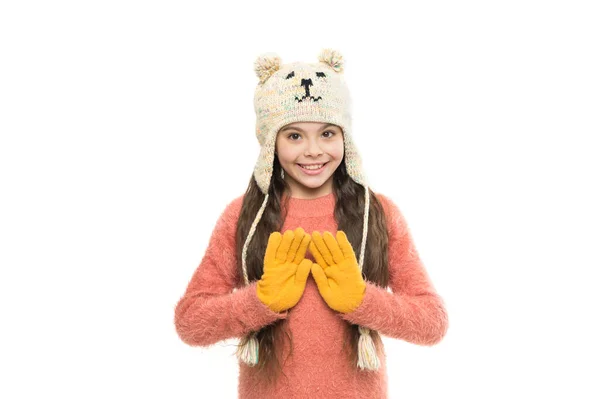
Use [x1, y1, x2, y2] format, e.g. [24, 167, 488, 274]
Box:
[236, 49, 380, 371]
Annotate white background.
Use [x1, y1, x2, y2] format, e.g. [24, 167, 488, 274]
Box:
[1, 0, 599, 398]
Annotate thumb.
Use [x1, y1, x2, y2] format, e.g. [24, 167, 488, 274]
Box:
[295, 259, 312, 286]
[311, 263, 330, 295]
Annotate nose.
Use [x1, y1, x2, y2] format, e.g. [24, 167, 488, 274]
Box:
[300, 78, 313, 89]
[304, 137, 324, 157]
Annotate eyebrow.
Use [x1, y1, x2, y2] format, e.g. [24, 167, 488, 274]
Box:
[280, 123, 338, 133]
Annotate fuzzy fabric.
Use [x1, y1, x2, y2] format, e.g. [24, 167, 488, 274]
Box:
[173, 200, 288, 347]
[174, 192, 448, 398]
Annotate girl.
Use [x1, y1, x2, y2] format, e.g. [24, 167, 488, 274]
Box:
[174, 49, 448, 398]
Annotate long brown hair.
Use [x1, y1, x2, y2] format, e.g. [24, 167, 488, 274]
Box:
[235, 154, 389, 385]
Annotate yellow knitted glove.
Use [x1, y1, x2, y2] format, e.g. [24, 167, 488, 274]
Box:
[256, 227, 313, 313]
[309, 231, 366, 314]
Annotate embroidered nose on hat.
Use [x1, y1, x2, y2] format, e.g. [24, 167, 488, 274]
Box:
[295, 74, 322, 102]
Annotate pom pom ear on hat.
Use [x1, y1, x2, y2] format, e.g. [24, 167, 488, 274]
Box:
[318, 48, 344, 73]
[254, 53, 281, 84]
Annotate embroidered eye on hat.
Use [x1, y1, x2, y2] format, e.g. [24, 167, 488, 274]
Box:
[236, 49, 380, 372]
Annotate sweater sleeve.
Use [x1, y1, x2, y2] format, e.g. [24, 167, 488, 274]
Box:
[339, 193, 448, 346]
[174, 196, 288, 347]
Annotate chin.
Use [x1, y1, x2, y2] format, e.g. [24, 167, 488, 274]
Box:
[299, 181, 327, 189]
[297, 173, 334, 185]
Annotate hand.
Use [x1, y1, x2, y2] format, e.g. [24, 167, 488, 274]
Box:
[256, 227, 313, 313]
[309, 230, 366, 314]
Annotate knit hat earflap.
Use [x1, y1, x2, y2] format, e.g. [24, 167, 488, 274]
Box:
[235, 49, 380, 371]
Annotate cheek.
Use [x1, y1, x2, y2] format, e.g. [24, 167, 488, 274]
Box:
[275, 139, 290, 159]
[329, 141, 345, 159]
[276, 148, 297, 163]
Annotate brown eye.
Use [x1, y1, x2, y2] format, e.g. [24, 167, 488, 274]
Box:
[323, 131, 335, 138]
[288, 133, 301, 140]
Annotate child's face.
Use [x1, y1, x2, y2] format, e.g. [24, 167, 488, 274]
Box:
[275, 121, 344, 199]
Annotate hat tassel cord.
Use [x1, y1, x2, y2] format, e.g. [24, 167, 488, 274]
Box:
[236, 193, 270, 367]
[355, 187, 379, 371]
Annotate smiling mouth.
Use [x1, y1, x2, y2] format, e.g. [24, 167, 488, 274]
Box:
[297, 162, 328, 170]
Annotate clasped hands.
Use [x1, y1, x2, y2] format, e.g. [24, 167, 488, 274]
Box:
[256, 227, 366, 314]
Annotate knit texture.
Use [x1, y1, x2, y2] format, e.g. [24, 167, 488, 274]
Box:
[174, 192, 448, 398]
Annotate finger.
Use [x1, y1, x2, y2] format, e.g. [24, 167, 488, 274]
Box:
[309, 241, 328, 269]
[287, 227, 304, 262]
[264, 232, 282, 263]
[311, 263, 330, 294]
[323, 231, 345, 264]
[293, 232, 311, 264]
[336, 231, 357, 260]
[312, 231, 335, 266]
[276, 230, 295, 262]
[295, 259, 312, 286]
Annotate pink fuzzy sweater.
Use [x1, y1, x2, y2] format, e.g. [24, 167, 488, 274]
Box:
[174, 192, 448, 398]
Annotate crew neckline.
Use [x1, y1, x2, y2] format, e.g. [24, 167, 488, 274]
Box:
[281, 191, 336, 217]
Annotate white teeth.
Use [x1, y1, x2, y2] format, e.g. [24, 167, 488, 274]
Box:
[299, 163, 324, 170]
